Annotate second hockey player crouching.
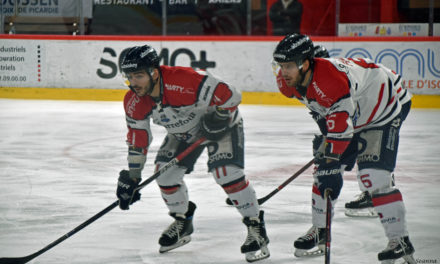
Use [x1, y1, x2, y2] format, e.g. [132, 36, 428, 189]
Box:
[272, 34, 416, 263]
[116, 45, 269, 262]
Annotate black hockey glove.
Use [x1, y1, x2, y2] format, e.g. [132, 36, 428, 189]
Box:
[200, 109, 230, 141]
[312, 134, 325, 163]
[116, 170, 141, 210]
[314, 161, 343, 200]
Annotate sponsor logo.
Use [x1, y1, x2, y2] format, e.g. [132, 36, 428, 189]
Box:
[289, 36, 309, 50]
[380, 216, 400, 225]
[157, 149, 174, 158]
[312, 205, 324, 214]
[165, 83, 185, 93]
[208, 152, 233, 163]
[314, 168, 341, 176]
[236, 202, 253, 210]
[121, 63, 137, 69]
[127, 95, 140, 116]
[358, 154, 380, 162]
[273, 53, 286, 60]
[118, 181, 131, 190]
[312, 81, 325, 98]
[163, 112, 197, 129]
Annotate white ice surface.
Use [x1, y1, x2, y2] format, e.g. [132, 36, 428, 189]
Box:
[0, 99, 439, 264]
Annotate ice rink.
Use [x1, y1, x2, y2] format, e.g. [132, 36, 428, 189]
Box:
[0, 98, 439, 264]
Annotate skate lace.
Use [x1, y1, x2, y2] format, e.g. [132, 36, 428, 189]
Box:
[244, 224, 262, 245]
[164, 220, 184, 238]
[386, 239, 399, 250]
[353, 192, 367, 202]
[302, 226, 319, 242]
[386, 238, 407, 251]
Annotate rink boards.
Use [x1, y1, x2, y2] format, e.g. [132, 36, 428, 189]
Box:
[1, 35, 439, 108]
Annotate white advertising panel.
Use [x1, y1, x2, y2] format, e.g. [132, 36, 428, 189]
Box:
[338, 23, 429, 37]
[0, 38, 439, 95]
[1, 0, 93, 18]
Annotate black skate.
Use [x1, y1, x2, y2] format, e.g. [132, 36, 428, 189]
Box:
[158, 201, 196, 253]
[241, 211, 270, 262]
[345, 191, 378, 218]
[378, 236, 416, 264]
[293, 226, 326, 257]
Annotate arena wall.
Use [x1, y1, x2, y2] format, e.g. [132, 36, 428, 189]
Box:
[1, 35, 439, 108]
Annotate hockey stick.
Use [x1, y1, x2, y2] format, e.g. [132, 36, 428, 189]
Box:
[226, 158, 314, 205]
[324, 188, 332, 264]
[0, 137, 207, 264]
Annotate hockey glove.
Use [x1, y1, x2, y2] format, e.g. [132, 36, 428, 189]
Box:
[314, 161, 343, 200]
[116, 170, 141, 210]
[312, 134, 325, 163]
[200, 109, 230, 141]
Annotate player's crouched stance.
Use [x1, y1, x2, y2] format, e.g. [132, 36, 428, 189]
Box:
[273, 34, 415, 263]
[115, 45, 269, 262]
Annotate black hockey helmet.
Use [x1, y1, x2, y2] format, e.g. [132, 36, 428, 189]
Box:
[313, 45, 330, 58]
[121, 45, 160, 75]
[273, 34, 314, 67]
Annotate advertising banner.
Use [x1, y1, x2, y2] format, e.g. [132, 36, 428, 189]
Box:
[0, 37, 439, 95]
[338, 23, 429, 37]
[1, 0, 93, 18]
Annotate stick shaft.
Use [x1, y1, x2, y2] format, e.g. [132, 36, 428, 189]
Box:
[325, 189, 332, 264]
[257, 158, 314, 205]
[0, 137, 207, 264]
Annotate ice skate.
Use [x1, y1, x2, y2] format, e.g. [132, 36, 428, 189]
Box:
[345, 191, 378, 218]
[241, 211, 270, 262]
[378, 236, 416, 264]
[158, 201, 196, 253]
[293, 226, 326, 257]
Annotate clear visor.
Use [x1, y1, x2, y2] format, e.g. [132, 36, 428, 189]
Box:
[121, 72, 131, 87]
[271, 59, 281, 77]
[271, 60, 303, 76]
[120, 67, 153, 87]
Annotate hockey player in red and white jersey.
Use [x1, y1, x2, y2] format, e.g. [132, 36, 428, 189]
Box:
[272, 34, 415, 263]
[115, 45, 270, 262]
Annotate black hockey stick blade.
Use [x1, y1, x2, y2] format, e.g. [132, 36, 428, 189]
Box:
[0, 256, 33, 264]
[0, 200, 119, 264]
[225, 158, 314, 206]
[0, 137, 207, 264]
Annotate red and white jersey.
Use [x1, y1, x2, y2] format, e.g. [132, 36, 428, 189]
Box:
[277, 57, 411, 159]
[124, 65, 242, 155]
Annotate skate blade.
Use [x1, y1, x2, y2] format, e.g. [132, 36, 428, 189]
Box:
[159, 236, 191, 253]
[294, 245, 324, 258]
[345, 208, 378, 218]
[403, 254, 416, 264]
[380, 254, 416, 264]
[245, 246, 270, 262]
